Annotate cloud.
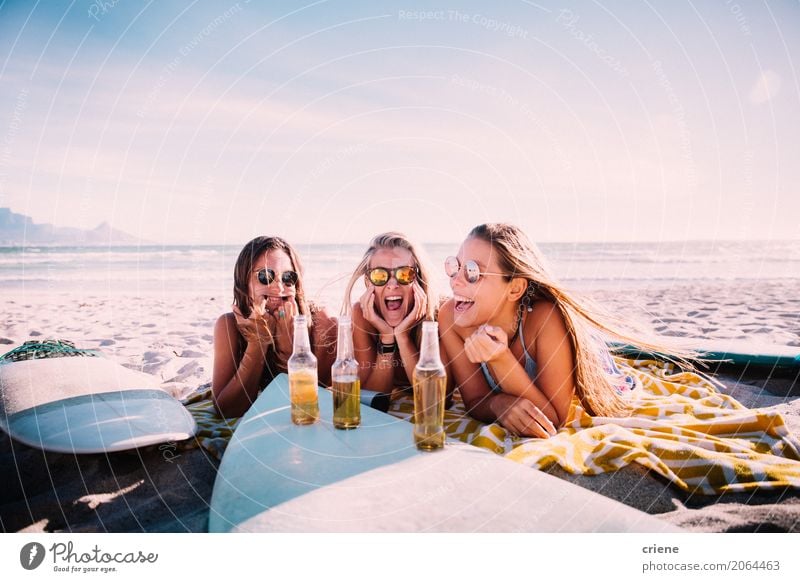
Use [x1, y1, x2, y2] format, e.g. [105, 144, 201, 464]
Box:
[749, 70, 781, 104]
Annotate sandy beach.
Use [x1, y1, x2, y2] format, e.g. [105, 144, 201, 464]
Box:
[2, 279, 799, 533]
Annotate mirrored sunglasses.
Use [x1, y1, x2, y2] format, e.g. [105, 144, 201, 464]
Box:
[444, 256, 507, 284]
[367, 266, 417, 286]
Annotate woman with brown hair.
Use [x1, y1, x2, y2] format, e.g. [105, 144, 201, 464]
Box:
[212, 236, 336, 417]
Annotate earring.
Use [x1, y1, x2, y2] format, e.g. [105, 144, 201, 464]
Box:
[525, 283, 536, 312]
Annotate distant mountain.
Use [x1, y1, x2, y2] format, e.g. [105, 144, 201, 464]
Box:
[0, 208, 147, 245]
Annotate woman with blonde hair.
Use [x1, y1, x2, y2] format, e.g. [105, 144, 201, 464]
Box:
[342, 232, 439, 393]
[212, 236, 337, 417]
[439, 223, 690, 438]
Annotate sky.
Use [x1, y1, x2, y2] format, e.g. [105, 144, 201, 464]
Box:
[0, 0, 798, 245]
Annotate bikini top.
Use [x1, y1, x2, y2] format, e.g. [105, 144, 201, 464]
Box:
[479, 316, 638, 394]
[479, 317, 536, 394]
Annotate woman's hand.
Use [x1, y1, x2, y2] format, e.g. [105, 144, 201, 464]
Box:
[494, 397, 557, 439]
[394, 282, 427, 338]
[233, 299, 276, 355]
[359, 284, 394, 343]
[464, 324, 509, 363]
[271, 297, 298, 358]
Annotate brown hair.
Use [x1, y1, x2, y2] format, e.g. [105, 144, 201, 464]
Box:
[468, 223, 694, 417]
[232, 236, 310, 320]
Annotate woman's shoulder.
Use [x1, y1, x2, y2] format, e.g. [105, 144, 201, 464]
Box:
[349, 301, 373, 332]
[215, 311, 237, 330]
[213, 311, 242, 348]
[308, 302, 337, 334]
[308, 302, 335, 322]
[523, 300, 568, 347]
[526, 299, 566, 328]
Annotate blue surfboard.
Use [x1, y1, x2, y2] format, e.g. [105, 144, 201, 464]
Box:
[209, 374, 678, 533]
[611, 339, 800, 371]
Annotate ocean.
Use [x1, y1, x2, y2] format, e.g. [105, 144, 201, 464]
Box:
[1, 240, 799, 310]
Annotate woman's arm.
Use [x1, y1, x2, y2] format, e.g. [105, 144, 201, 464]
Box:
[479, 302, 575, 427]
[393, 281, 427, 390]
[440, 300, 556, 437]
[211, 313, 268, 418]
[439, 301, 503, 420]
[352, 303, 396, 393]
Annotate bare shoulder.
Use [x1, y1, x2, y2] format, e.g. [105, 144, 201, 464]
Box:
[311, 305, 338, 335]
[350, 302, 375, 334]
[524, 300, 569, 349]
[213, 312, 243, 357]
[214, 312, 238, 337]
[529, 299, 565, 324]
[351, 302, 365, 322]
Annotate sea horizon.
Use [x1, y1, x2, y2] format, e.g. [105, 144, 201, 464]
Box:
[2, 240, 798, 309]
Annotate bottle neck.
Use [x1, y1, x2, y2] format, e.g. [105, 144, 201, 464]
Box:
[417, 321, 441, 368]
[336, 319, 354, 360]
[293, 315, 311, 354]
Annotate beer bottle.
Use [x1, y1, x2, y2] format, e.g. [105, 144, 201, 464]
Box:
[412, 321, 446, 450]
[331, 315, 361, 429]
[287, 314, 319, 425]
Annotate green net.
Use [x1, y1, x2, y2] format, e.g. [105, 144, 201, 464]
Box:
[0, 339, 99, 362]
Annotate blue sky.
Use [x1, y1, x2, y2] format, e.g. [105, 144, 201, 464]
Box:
[0, 0, 798, 244]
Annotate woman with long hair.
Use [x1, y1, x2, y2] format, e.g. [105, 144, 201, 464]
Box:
[439, 223, 691, 438]
[212, 236, 336, 417]
[341, 232, 439, 393]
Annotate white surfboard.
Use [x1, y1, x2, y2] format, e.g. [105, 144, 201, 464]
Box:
[209, 374, 678, 533]
[0, 351, 196, 454]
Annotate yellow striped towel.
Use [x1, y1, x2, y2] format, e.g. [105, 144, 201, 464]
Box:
[388, 358, 800, 494]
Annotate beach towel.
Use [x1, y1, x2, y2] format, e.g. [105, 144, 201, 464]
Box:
[388, 357, 800, 494]
[182, 385, 241, 460]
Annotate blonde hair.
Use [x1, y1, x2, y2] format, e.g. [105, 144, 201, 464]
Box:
[468, 223, 694, 417]
[341, 232, 438, 340]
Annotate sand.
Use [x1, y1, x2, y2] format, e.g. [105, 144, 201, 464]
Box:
[1, 279, 799, 533]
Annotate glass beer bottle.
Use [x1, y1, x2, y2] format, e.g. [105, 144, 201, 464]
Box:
[331, 314, 361, 429]
[412, 321, 446, 451]
[287, 314, 319, 425]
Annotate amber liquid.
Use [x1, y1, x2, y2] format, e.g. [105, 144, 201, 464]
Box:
[413, 367, 446, 451]
[332, 376, 361, 429]
[289, 370, 319, 425]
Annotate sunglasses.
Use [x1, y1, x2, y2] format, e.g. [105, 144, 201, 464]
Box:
[367, 266, 417, 287]
[445, 256, 508, 284]
[256, 268, 299, 286]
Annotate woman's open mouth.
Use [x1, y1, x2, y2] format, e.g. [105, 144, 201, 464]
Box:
[384, 295, 403, 312]
[454, 294, 474, 313]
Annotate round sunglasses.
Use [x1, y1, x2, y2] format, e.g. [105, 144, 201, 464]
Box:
[445, 256, 508, 284]
[367, 265, 417, 287]
[256, 268, 299, 286]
